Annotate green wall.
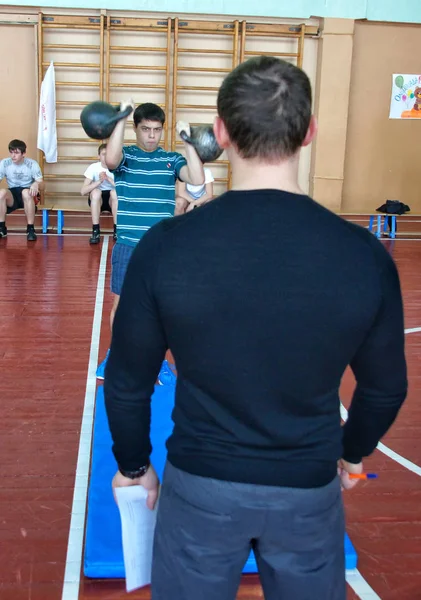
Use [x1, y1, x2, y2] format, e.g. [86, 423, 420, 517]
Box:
[4, 0, 421, 24]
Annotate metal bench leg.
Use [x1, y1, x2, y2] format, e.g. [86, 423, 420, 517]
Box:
[376, 215, 382, 238]
[368, 215, 374, 232]
[42, 209, 49, 234]
[391, 216, 396, 239]
[58, 210, 64, 235]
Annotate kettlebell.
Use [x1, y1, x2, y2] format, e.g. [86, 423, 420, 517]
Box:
[80, 101, 133, 140]
[179, 125, 223, 163]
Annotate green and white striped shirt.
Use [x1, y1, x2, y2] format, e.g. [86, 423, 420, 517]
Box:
[114, 145, 187, 247]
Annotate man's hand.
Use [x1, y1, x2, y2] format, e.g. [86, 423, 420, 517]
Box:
[112, 464, 160, 510]
[120, 98, 135, 113]
[29, 182, 39, 197]
[99, 171, 107, 182]
[337, 458, 363, 490]
[176, 120, 191, 138]
[186, 197, 211, 212]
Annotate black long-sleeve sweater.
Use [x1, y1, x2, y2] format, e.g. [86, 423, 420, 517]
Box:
[104, 190, 407, 488]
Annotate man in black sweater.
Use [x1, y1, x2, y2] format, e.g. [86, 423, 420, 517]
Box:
[104, 56, 407, 600]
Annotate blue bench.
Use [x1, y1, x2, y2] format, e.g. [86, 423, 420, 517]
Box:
[40, 206, 54, 234]
[41, 205, 112, 234]
[40, 207, 403, 239]
[340, 212, 398, 239]
[41, 205, 90, 234]
[368, 214, 397, 239]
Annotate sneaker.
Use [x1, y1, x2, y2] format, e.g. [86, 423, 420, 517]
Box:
[90, 229, 101, 245]
[0, 225, 7, 238]
[27, 228, 37, 241]
[96, 348, 110, 380]
[157, 360, 177, 386]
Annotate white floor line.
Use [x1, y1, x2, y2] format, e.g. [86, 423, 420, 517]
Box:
[405, 327, 421, 334]
[346, 569, 381, 599]
[340, 324, 421, 476]
[340, 325, 421, 476]
[341, 324, 421, 599]
[340, 404, 421, 477]
[61, 236, 109, 600]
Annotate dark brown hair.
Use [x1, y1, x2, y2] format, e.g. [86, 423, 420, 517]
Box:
[8, 139, 27, 154]
[217, 56, 312, 161]
[133, 103, 165, 128]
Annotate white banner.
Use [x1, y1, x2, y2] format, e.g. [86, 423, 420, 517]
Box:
[389, 74, 421, 119]
[37, 61, 58, 162]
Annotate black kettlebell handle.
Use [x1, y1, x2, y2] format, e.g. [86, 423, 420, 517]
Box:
[111, 105, 134, 125]
[179, 129, 193, 145]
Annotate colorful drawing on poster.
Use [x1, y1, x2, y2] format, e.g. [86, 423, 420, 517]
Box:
[389, 74, 421, 119]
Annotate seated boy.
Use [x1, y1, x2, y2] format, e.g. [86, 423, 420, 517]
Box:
[81, 143, 118, 244]
[0, 139, 44, 241]
[175, 163, 214, 215]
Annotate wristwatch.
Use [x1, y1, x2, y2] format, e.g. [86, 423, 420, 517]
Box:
[119, 462, 150, 479]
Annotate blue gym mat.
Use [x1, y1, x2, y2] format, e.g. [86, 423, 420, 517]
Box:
[84, 385, 357, 578]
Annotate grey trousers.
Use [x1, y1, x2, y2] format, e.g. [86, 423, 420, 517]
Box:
[151, 462, 346, 600]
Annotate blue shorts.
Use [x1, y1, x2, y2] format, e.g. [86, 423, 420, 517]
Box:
[111, 242, 135, 296]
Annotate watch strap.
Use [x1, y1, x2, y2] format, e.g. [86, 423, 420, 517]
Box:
[119, 462, 150, 479]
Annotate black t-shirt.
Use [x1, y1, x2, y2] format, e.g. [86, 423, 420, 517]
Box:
[104, 190, 407, 488]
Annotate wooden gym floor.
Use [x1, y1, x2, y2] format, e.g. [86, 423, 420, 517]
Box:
[1, 230, 421, 600]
